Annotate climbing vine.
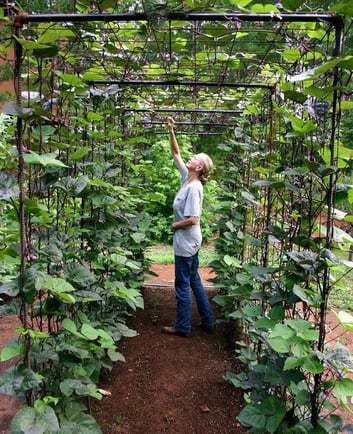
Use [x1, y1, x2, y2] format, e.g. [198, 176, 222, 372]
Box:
[1, 0, 353, 433]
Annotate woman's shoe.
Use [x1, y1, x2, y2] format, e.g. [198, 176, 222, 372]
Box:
[161, 326, 189, 337]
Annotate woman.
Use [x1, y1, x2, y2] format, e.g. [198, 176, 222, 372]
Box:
[161, 117, 215, 337]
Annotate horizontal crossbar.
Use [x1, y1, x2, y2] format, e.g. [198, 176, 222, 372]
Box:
[15, 12, 344, 27]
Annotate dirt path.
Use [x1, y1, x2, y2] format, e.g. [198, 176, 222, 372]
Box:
[0, 266, 247, 434]
[91, 265, 247, 433]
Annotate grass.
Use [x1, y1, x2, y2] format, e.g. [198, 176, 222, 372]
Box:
[145, 243, 217, 268]
[329, 247, 353, 310]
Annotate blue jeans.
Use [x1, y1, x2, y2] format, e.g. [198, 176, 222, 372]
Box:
[174, 253, 214, 334]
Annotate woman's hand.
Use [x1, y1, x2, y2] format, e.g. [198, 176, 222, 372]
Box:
[167, 116, 175, 129]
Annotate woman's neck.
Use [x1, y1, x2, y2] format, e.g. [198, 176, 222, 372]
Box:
[187, 172, 200, 183]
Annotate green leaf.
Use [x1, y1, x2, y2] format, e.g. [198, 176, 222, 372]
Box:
[283, 90, 307, 104]
[268, 336, 291, 353]
[58, 73, 85, 87]
[270, 323, 294, 339]
[0, 171, 18, 200]
[70, 148, 90, 161]
[64, 262, 96, 287]
[281, 0, 305, 11]
[3, 102, 34, 118]
[38, 29, 75, 44]
[333, 378, 353, 401]
[223, 254, 241, 268]
[107, 349, 126, 362]
[81, 323, 99, 340]
[54, 175, 89, 196]
[33, 45, 59, 58]
[0, 340, 24, 361]
[290, 58, 340, 82]
[302, 353, 324, 374]
[237, 404, 266, 429]
[0, 279, 19, 297]
[87, 112, 104, 121]
[24, 151, 68, 168]
[282, 48, 301, 63]
[0, 365, 42, 394]
[13, 35, 50, 51]
[284, 356, 302, 371]
[83, 71, 106, 81]
[333, 310, 353, 332]
[44, 275, 75, 293]
[62, 318, 79, 335]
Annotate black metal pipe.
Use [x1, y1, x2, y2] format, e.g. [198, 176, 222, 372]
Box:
[124, 108, 242, 114]
[141, 121, 237, 126]
[89, 79, 271, 89]
[15, 11, 343, 27]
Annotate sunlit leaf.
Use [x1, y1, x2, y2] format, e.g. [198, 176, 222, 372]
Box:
[23, 151, 68, 168]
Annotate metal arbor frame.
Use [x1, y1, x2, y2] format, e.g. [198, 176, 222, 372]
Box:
[5, 7, 351, 427]
[11, 7, 344, 262]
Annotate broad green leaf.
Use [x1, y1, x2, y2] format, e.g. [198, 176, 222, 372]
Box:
[62, 318, 78, 335]
[58, 73, 84, 86]
[290, 58, 340, 82]
[3, 102, 34, 118]
[302, 353, 324, 374]
[81, 323, 99, 340]
[70, 147, 90, 160]
[333, 378, 353, 401]
[295, 389, 310, 405]
[268, 336, 291, 353]
[44, 275, 75, 293]
[237, 404, 266, 429]
[284, 356, 302, 371]
[286, 319, 313, 333]
[87, 112, 104, 121]
[284, 90, 307, 104]
[107, 349, 126, 362]
[254, 317, 277, 330]
[282, 48, 300, 63]
[0, 340, 24, 361]
[341, 101, 353, 110]
[0, 280, 19, 297]
[228, 0, 252, 7]
[332, 310, 353, 332]
[242, 303, 262, 317]
[13, 35, 50, 51]
[293, 284, 319, 305]
[270, 323, 294, 339]
[223, 254, 241, 268]
[38, 29, 75, 44]
[339, 55, 353, 71]
[83, 71, 106, 81]
[24, 151, 68, 168]
[33, 45, 59, 58]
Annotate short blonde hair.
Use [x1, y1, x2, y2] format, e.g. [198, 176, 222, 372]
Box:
[197, 153, 213, 185]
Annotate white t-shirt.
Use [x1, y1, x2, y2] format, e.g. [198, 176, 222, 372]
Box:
[173, 165, 203, 257]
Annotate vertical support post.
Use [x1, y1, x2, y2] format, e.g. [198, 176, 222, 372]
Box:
[262, 86, 276, 268]
[13, 15, 32, 404]
[311, 18, 344, 428]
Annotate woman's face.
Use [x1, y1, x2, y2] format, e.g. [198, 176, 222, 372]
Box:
[186, 155, 203, 171]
